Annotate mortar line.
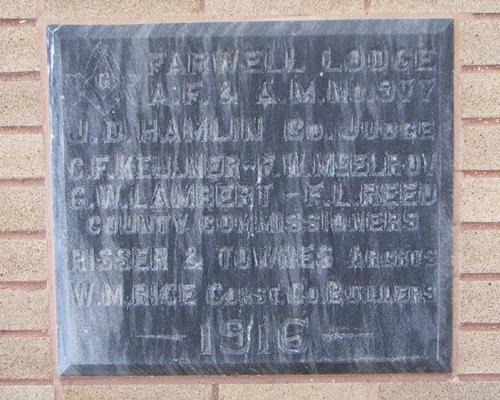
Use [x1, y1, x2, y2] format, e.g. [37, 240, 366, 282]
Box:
[0, 72, 40, 81]
[60, 373, 452, 385]
[0, 281, 46, 289]
[36, 0, 63, 397]
[471, 14, 500, 19]
[452, 10, 463, 378]
[0, 330, 49, 337]
[0, 126, 44, 134]
[462, 118, 500, 125]
[33, 0, 60, 399]
[0, 19, 37, 27]
[460, 273, 500, 281]
[0, 230, 46, 239]
[0, 379, 53, 385]
[460, 222, 500, 230]
[364, 0, 371, 15]
[0, 178, 45, 186]
[461, 65, 500, 73]
[458, 373, 500, 380]
[212, 383, 220, 400]
[461, 171, 500, 177]
[42, 12, 460, 25]
[369, 382, 379, 400]
[460, 323, 500, 331]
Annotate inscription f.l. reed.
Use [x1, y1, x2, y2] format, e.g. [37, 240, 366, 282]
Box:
[49, 19, 453, 376]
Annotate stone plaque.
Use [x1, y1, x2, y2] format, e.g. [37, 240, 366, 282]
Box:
[48, 19, 453, 376]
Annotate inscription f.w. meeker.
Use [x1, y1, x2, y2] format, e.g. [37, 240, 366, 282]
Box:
[48, 19, 453, 375]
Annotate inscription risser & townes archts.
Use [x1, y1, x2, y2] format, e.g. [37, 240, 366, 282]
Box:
[48, 19, 453, 375]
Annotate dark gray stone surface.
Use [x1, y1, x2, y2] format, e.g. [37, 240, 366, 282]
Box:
[48, 19, 453, 376]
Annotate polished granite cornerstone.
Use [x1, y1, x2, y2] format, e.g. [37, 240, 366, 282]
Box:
[48, 19, 453, 376]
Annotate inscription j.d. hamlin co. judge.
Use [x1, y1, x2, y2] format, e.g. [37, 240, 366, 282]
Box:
[49, 19, 453, 375]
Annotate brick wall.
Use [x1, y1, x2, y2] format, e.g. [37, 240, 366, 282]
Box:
[0, 1, 498, 399]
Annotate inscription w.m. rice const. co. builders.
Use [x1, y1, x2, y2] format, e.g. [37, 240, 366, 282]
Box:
[48, 19, 453, 376]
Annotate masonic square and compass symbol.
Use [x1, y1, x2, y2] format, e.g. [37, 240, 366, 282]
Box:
[64, 42, 143, 117]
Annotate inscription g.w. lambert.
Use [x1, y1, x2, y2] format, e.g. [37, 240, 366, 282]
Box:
[49, 19, 453, 375]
